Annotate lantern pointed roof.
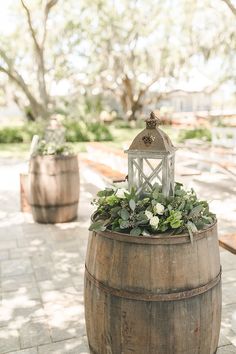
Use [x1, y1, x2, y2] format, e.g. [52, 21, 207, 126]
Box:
[127, 112, 176, 153]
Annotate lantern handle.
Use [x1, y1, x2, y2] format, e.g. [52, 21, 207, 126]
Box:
[145, 111, 161, 129]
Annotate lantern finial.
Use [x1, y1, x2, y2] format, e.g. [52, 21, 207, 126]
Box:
[145, 111, 161, 129]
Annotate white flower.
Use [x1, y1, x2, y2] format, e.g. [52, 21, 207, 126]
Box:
[150, 216, 160, 229]
[154, 202, 165, 215]
[115, 188, 128, 199]
[145, 210, 153, 220]
[114, 181, 128, 189]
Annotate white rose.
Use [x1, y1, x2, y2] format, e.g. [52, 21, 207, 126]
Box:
[145, 210, 153, 220]
[115, 188, 128, 199]
[154, 202, 165, 215]
[150, 216, 160, 229]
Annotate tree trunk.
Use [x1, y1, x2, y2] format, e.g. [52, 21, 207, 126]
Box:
[127, 100, 143, 121]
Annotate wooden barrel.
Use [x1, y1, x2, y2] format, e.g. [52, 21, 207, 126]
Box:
[84, 222, 221, 354]
[29, 155, 79, 223]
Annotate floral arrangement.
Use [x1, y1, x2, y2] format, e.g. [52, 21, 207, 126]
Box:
[89, 183, 215, 241]
[34, 140, 74, 156]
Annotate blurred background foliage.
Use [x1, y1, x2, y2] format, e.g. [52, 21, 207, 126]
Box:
[0, 0, 235, 144]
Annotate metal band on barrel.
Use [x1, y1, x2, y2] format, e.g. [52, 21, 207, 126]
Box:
[85, 266, 221, 302]
[29, 201, 78, 208]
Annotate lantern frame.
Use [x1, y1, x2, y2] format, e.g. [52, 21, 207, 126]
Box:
[125, 112, 176, 197]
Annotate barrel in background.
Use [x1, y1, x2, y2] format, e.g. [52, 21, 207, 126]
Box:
[29, 155, 79, 223]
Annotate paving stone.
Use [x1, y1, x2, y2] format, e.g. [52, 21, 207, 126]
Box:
[38, 337, 89, 354]
[31, 252, 53, 268]
[222, 269, 236, 284]
[38, 277, 73, 291]
[16, 238, 30, 248]
[219, 331, 231, 347]
[0, 240, 17, 250]
[71, 276, 84, 291]
[0, 328, 20, 353]
[44, 302, 84, 325]
[9, 248, 32, 259]
[1, 259, 33, 277]
[7, 348, 38, 354]
[1, 274, 36, 291]
[34, 266, 53, 281]
[222, 282, 236, 306]
[50, 323, 79, 342]
[2, 287, 40, 303]
[52, 240, 81, 253]
[0, 306, 14, 327]
[51, 230, 79, 242]
[0, 250, 9, 261]
[41, 287, 79, 304]
[0, 229, 18, 241]
[19, 318, 51, 349]
[0, 301, 45, 320]
[220, 252, 236, 271]
[217, 345, 236, 353]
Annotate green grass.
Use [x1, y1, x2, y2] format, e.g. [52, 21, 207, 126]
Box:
[0, 143, 30, 159]
[0, 142, 88, 159]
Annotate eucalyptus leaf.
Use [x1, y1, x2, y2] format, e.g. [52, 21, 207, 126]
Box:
[130, 227, 141, 236]
[142, 229, 151, 236]
[119, 220, 130, 229]
[120, 209, 130, 220]
[187, 221, 198, 244]
[89, 221, 106, 232]
[129, 199, 136, 211]
[152, 188, 159, 199]
[189, 205, 203, 218]
[110, 206, 121, 216]
[97, 189, 113, 197]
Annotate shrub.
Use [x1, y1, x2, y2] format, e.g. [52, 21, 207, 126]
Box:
[63, 120, 113, 142]
[178, 128, 212, 143]
[23, 121, 45, 141]
[0, 122, 44, 144]
[0, 127, 24, 143]
[0, 120, 112, 144]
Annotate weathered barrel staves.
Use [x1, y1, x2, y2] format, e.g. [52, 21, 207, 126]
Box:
[84, 222, 221, 354]
[29, 154, 79, 223]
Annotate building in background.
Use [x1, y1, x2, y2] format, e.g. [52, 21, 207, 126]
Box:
[158, 90, 212, 112]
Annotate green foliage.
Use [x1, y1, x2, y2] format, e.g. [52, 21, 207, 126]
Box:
[63, 120, 113, 142]
[0, 120, 112, 144]
[34, 140, 74, 156]
[178, 128, 212, 143]
[0, 122, 44, 144]
[0, 127, 24, 143]
[89, 183, 216, 238]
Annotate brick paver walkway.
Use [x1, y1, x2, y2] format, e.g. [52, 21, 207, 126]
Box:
[0, 158, 236, 353]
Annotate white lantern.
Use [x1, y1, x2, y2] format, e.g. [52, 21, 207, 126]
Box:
[45, 116, 65, 145]
[125, 111, 176, 196]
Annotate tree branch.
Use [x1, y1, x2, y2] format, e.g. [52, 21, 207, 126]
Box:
[0, 50, 45, 118]
[42, 0, 59, 46]
[222, 0, 236, 16]
[20, 0, 59, 108]
[20, 0, 41, 53]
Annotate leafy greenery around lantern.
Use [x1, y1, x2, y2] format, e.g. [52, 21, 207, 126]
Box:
[34, 140, 74, 156]
[89, 183, 216, 239]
